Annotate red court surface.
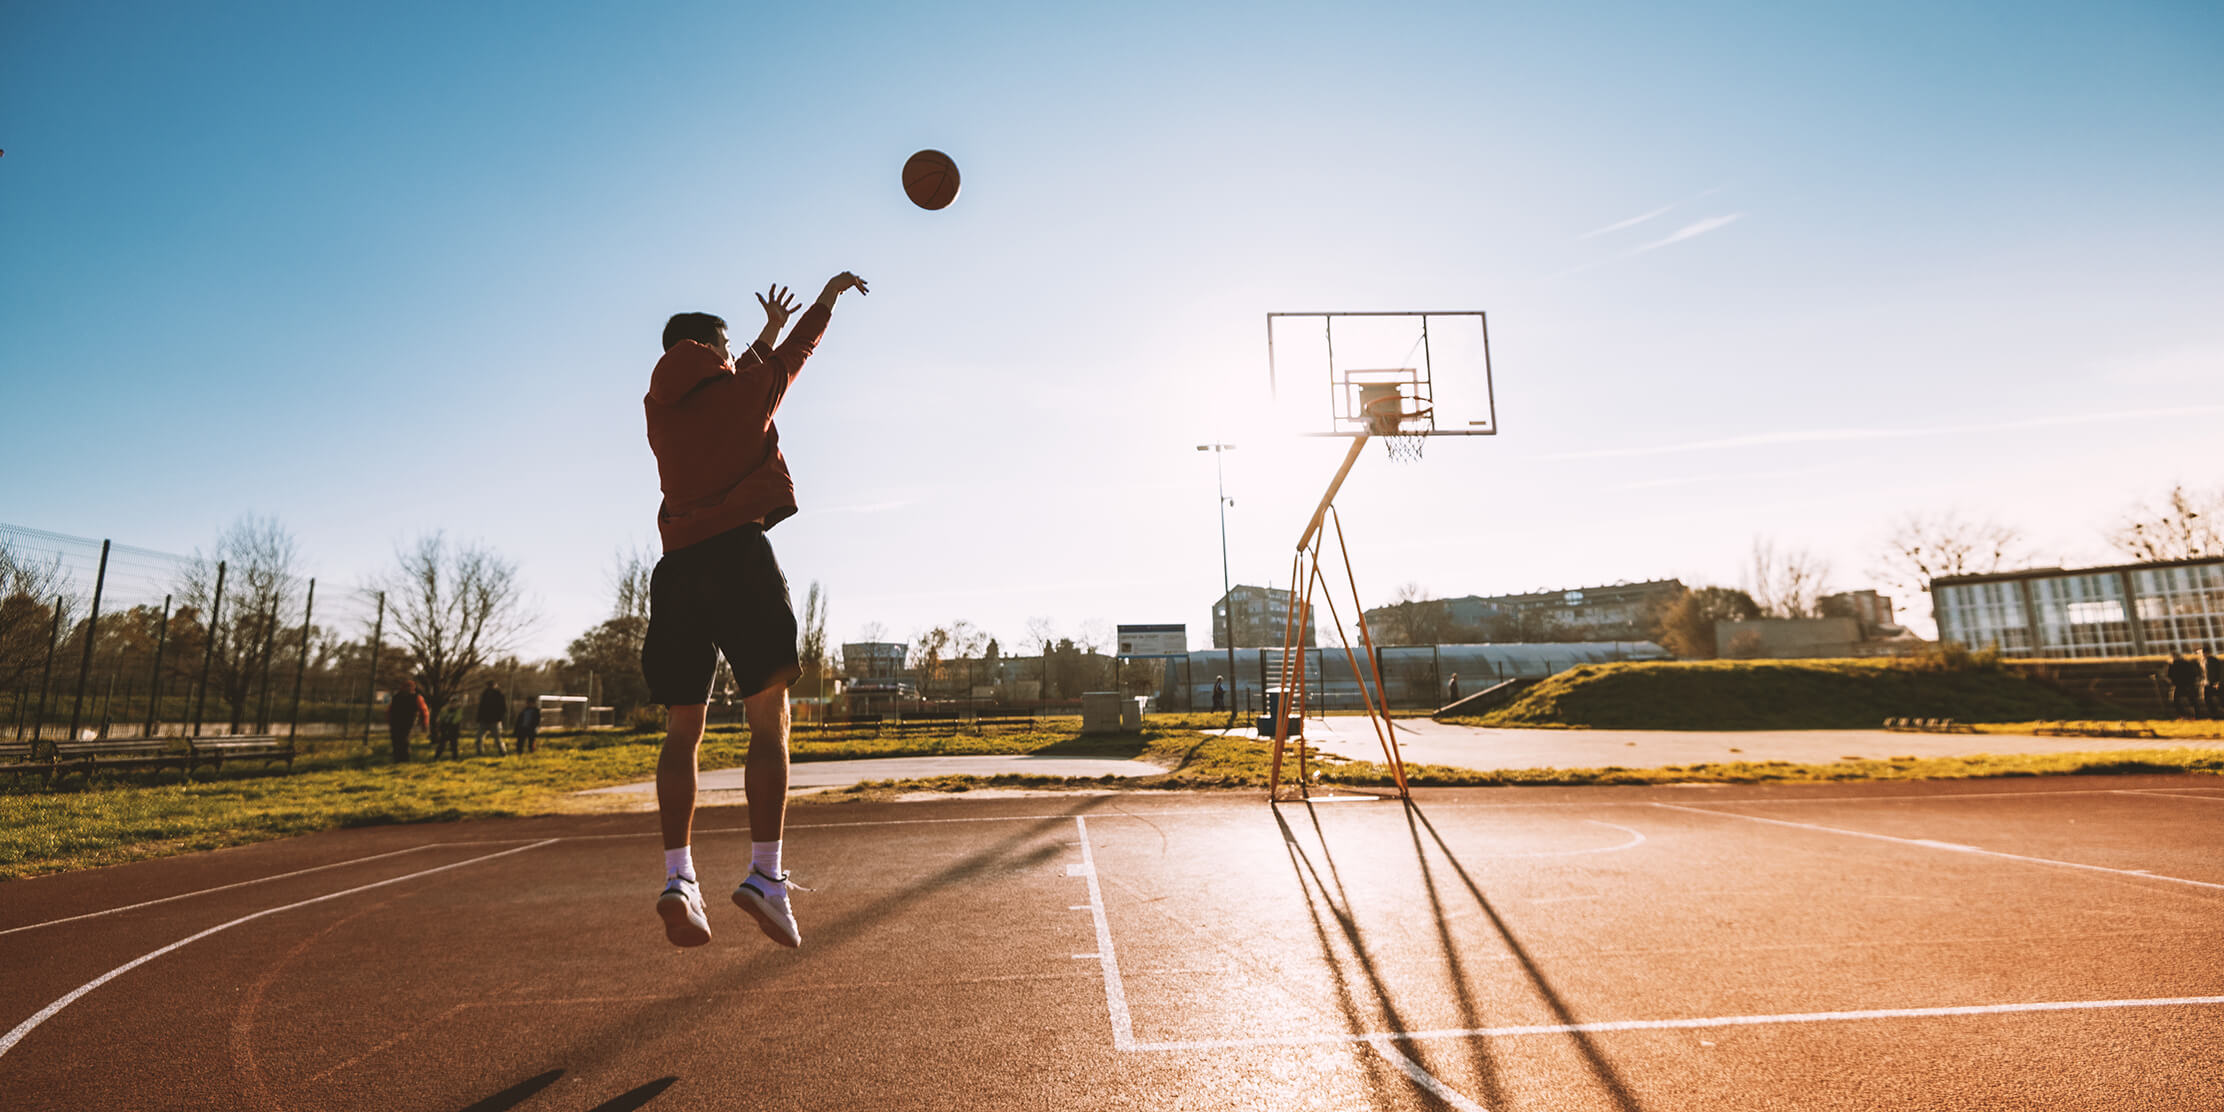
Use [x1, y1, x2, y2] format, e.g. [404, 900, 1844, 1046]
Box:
[3, 776, 2221, 1110]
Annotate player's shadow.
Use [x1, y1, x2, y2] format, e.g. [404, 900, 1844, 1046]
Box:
[515, 798, 1116, 1086]
[1275, 802, 1512, 1110]
[455, 1071, 677, 1112]
[1405, 800, 1646, 1112]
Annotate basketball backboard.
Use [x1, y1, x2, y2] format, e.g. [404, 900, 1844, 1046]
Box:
[1265, 311, 1496, 440]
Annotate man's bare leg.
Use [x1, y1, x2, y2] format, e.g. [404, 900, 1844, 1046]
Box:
[742, 685, 790, 842]
[657, 703, 709, 852]
[733, 683, 802, 947]
[654, 703, 712, 947]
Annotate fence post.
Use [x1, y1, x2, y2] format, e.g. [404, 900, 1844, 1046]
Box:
[192, 561, 227, 738]
[361, 591, 384, 747]
[287, 578, 315, 742]
[33, 600, 63, 748]
[144, 595, 171, 738]
[65, 540, 111, 743]
[96, 644, 124, 738]
[254, 597, 279, 734]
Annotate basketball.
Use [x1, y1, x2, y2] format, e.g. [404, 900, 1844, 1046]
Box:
[902, 149, 960, 210]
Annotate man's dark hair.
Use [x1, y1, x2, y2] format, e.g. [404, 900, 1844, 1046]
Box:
[662, 312, 727, 352]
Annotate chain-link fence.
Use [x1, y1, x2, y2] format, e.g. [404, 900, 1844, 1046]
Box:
[1, 522, 393, 751]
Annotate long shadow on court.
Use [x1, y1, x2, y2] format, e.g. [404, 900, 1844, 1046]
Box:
[453, 1070, 677, 1112]
[1408, 801, 1645, 1112]
[474, 797, 1118, 1092]
[1276, 802, 1510, 1109]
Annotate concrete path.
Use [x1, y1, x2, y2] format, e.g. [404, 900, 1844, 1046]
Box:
[579, 754, 1167, 800]
[1273, 716, 2203, 772]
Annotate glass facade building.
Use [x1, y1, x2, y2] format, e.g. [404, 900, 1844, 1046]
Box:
[1933, 557, 2224, 658]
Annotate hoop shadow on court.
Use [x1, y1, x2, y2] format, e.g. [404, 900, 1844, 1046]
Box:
[1274, 799, 1645, 1111]
[456, 1069, 676, 1112]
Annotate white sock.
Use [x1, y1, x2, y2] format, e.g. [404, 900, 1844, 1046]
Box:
[751, 840, 783, 881]
[664, 846, 695, 883]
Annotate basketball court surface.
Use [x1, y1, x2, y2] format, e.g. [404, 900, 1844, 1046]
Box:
[5, 776, 2220, 1110]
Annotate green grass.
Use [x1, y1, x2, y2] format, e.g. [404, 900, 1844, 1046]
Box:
[1448, 658, 2097, 730]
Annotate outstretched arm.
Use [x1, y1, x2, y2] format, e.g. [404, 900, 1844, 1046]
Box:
[816, 271, 869, 310]
[752, 285, 799, 351]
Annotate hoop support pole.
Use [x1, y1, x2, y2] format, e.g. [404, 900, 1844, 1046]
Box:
[1296, 433, 1369, 553]
[1267, 548, 1305, 798]
[1328, 505, 1408, 795]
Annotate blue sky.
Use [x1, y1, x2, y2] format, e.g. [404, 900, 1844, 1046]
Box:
[4, 0, 2220, 653]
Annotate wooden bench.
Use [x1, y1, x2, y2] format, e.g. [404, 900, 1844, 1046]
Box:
[2030, 721, 2162, 739]
[189, 735, 296, 772]
[0, 739, 46, 779]
[47, 737, 189, 780]
[1882, 717, 1978, 734]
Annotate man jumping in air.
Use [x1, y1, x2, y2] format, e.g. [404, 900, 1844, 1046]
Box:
[642, 270, 868, 948]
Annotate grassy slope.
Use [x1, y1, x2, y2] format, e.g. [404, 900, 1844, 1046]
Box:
[1459, 659, 2094, 730]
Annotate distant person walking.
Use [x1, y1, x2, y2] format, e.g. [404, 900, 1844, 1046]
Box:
[1447, 673, 1461, 704]
[387, 679, 429, 762]
[2205, 645, 2224, 717]
[434, 701, 463, 758]
[1212, 676, 1226, 713]
[475, 683, 509, 756]
[642, 271, 868, 951]
[2164, 652, 2206, 718]
[515, 699, 541, 754]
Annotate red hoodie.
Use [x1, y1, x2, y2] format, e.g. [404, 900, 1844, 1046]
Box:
[644, 304, 829, 551]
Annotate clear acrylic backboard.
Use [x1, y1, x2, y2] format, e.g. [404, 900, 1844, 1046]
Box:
[1265, 311, 1496, 440]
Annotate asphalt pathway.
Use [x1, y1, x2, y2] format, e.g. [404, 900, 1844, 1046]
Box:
[4, 776, 2220, 1110]
[1291, 717, 2209, 772]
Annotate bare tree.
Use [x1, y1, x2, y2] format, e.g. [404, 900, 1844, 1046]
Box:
[911, 625, 951, 696]
[176, 515, 303, 732]
[1376, 581, 1454, 646]
[797, 582, 831, 691]
[2110, 482, 2222, 562]
[0, 534, 73, 692]
[1746, 537, 1831, 619]
[610, 545, 655, 626]
[1872, 511, 2028, 632]
[856, 621, 887, 643]
[385, 533, 533, 732]
[1651, 585, 1762, 658]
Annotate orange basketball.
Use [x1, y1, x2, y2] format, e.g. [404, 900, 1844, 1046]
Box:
[902, 149, 960, 210]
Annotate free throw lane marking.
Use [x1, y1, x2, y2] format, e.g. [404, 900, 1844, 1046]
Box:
[1651, 802, 2224, 892]
[1073, 816, 1136, 1051]
[0, 838, 558, 1059]
[0, 844, 442, 937]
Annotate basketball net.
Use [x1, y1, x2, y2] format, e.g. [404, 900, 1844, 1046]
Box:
[1362, 393, 1430, 464]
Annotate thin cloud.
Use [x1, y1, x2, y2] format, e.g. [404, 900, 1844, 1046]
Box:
[803, 499, 917, 516]
[1631, 213, 1743, 255]
[1578, 203, 1676, 240]
[1575, 185, 1726, 240]
[1543, 404, 2224, 462]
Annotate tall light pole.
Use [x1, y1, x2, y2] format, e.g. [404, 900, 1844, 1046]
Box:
[1197, 443, 1238, 724]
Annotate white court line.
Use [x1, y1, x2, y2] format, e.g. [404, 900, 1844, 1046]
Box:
[1369, 1040, 1491, 1111]
[1128, 995, 2224, 1052]
[2115, 789, 2224, 803]
[0, 838, 557, 1060]
[0, 844, 442, 937]
[1072, 816, 1136, 1052]
[1651, 803, 2224, 892]
[1075, 817, 1492, 1109]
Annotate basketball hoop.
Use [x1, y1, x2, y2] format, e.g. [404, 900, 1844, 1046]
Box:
[1359, 384, 1429, 463]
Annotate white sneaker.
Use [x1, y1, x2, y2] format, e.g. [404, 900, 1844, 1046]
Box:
[732, 867, 801, 948]
[657, 876, 711, 948]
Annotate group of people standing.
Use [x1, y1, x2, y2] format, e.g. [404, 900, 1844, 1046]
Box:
[384, 680, 542, 759]
[2163, 647, 2224, 718]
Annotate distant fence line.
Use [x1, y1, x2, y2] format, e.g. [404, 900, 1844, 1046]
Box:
[1, 522, 390, 747]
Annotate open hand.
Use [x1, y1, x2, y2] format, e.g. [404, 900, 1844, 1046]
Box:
[818, 271, 869, 306]
[755, 285, 798, 328]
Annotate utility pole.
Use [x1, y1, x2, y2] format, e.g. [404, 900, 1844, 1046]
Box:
[1196, 444, 1239, 725]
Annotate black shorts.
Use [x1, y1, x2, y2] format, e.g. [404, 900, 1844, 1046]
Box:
[640, 524, 800, 706]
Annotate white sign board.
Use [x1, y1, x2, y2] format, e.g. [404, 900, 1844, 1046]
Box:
[1117, 623, 1187, 658]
